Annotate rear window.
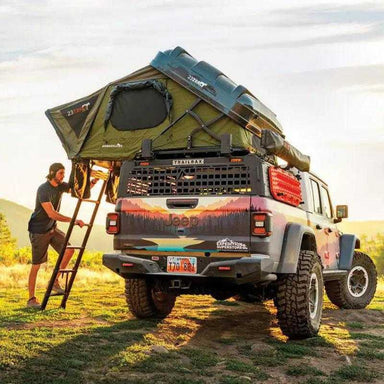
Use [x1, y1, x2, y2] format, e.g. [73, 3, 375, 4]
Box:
[320, 186, 332, 218]
[310, 179, 322, 214]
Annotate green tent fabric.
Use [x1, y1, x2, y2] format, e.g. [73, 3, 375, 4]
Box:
[46, 66, 164, 160]
[46, 50, 282, 161]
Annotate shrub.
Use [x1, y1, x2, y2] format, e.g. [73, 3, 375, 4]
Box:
[361, 234, 384, 276]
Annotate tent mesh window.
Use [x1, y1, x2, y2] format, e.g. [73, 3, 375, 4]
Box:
[105, 80, 173, 131]
[126, 165, 251, 196]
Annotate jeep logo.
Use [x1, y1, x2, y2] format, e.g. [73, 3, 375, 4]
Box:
[165, 214, 198, 227]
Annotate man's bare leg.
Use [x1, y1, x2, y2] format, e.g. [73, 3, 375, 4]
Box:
[28, 264, 41, 299]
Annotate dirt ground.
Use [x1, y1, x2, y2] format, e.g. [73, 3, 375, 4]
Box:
[1, 283, 383, 384]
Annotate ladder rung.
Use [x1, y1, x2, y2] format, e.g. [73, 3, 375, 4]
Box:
[49, 292, 65, 297]
[66, 246, 84, 250]
[82, 224, 92, 227]
[81, 199, 100, 204]
[59, 269, 75, 273]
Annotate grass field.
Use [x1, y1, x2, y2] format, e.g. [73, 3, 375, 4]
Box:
[0, 269, 383, 384]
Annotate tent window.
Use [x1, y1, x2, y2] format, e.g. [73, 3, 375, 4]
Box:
[105, 80, 173, 131]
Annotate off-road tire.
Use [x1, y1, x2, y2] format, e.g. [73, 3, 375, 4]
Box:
[125, 278, 176, 318]
[274, 250, 323, 339]
[325, 252, 377, 309]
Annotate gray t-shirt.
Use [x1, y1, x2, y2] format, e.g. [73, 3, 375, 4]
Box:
[28, 181, 70, 234]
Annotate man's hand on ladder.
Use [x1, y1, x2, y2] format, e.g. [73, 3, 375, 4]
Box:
[75, 219, 85, 228]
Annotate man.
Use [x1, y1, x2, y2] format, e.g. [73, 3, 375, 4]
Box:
[27, 163, 98, 308]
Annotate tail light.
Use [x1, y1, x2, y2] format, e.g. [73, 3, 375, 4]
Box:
[218, 266, 232, 271]
[269, 167, 302, 207]
[122, 263, 134, 267]
[251, 212, 272, 237]
[106, 212, 120, 234]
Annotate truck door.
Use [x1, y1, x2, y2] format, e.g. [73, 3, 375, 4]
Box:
[319, 185, 340, 269]
[308, 179, 339, 269]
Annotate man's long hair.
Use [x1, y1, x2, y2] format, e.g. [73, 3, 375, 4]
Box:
[46, 163, 65, 180]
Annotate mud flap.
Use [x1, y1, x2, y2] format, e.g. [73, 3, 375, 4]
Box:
[338, 234, 357, 270]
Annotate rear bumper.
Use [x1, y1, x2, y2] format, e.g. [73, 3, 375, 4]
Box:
[102, 253, 276, 285]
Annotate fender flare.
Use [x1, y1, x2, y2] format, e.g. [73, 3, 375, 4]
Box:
[277, 223, 316, 273]
[339, 234, 357, 270]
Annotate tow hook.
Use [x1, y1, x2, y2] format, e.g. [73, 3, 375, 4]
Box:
[169, 279, 191, 290]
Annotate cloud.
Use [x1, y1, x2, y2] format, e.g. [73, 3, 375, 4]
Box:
[272, 3, 384, 26]
[0, 49, 102, 73]
[256, 3, 384, 48]
[362, 85, 384, 93]
[281, 64, 384, 91]
[328, 139, 384, 151]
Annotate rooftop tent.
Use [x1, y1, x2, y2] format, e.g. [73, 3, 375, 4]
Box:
[46, 47, 284, 161]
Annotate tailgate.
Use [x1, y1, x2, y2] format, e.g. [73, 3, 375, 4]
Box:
[116, 196, 251, 253]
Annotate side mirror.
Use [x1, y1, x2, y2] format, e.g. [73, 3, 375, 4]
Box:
[334, 205, 348, 223]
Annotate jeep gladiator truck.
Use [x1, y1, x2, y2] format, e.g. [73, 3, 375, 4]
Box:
[44, 45, 377, 334]
[102, 143, 377, 339]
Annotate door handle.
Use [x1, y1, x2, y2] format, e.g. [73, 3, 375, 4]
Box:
[166, 198, 198, 209]
[316, 224, 322, 230]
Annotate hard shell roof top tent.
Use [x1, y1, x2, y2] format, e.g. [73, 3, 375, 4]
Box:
[46, 46, 309, 172]
[46, 47, 286, 162]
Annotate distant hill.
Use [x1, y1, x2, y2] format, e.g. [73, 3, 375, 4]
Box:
[0, 199, 114, 252]
[338, 221, 384, 239]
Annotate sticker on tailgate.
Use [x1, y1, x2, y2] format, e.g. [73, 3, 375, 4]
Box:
[217, 238, 248, 251]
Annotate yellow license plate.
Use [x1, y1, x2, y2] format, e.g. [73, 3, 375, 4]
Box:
[167, 256, 197, 274]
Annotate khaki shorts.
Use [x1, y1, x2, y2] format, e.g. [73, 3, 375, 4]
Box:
[29, 228, 68, 265]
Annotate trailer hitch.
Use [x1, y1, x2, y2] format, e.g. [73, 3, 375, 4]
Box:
[169, 279, 192, 290]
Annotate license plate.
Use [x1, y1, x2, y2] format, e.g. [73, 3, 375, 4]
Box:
[167, 256, 197, 274]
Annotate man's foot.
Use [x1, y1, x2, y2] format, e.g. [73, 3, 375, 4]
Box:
[52, 281, 65, 295]
[27, 297, 41, 308]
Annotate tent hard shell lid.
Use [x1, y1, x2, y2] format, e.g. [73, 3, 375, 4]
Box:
[46, 47, 284, 162]
[151, 47, 283, 137]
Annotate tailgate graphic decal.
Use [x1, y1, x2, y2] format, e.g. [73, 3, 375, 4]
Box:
[118, 196, 250, 252]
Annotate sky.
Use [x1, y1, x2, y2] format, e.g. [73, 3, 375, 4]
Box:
[0, 0, 383, 223]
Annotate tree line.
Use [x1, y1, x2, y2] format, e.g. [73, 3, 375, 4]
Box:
[1, 212, 383, 275]
[0, 213, 103, 268]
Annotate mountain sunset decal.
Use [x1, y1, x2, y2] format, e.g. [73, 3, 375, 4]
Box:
[117, 196, 251, 252]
